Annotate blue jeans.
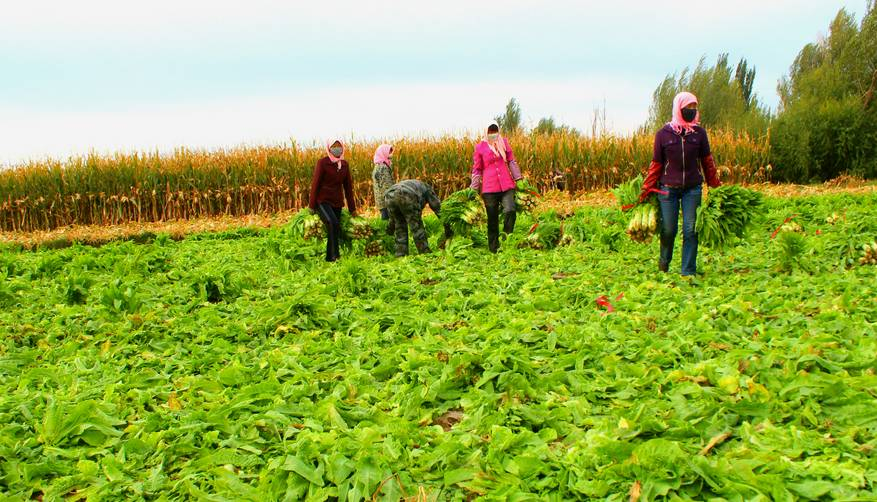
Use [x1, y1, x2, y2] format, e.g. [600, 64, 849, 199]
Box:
[658, 184, 702, 276]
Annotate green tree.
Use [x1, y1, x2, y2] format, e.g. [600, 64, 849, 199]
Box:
[495, 98, 522, 134]
[771, 5, 877, 181]
[533, 117, 579, 136]
[645, 54, 771, 135]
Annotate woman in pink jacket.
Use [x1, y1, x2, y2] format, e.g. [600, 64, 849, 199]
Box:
[471, 122, 523, 253]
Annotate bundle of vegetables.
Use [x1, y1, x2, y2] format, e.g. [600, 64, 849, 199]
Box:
[612, 175, 660, 243]
[289, 209, 325, 240]
[695, 185, 763, 249]
[350, 218, 373, 240]
[515, 179, 540, 213]
[364, 240, 386, 257]
[363, 218, 393, 257]
[440, 189, 485, 235]
[521, 213, 563, 250]
[522, 221, 562, 250]
[626, 202, 659, 243]
[860, 241, 877, 265]
[779, 221, 803, 233]
[611, 175, 643, 208]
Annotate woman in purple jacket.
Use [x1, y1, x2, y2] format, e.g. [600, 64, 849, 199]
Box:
[471, 123, 523, 253]
[640, 92, 721, 276]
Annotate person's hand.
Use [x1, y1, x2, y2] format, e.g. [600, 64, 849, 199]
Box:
[637, 191, 650, 204]
[443, 223, 453, 239]
[515, 178, 525, 189]
[708, 179, 722, 188]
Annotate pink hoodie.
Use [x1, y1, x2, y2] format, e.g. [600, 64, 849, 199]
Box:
[668, 92, 700, 135]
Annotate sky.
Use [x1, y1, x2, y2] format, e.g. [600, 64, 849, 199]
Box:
[0, 0, 870, 166]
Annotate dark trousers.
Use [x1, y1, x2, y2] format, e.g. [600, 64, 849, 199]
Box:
[658, 184, 702, 275]
[316, 203, 343, 262]
[482, 189, 517, 253]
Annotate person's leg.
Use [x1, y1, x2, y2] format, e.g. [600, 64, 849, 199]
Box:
[483, 192, 501, 253]
[316, 203, 340, 262]
[331, 206, 343, 260]
[389, 203, 409, 257]
[501, 189, 517, 234]
[407, 211, 431, 254]
[680, 185, 702, 276]
[658, 187, 680, 272]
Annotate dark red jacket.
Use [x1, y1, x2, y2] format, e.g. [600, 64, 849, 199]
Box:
[642, 125, 720, 197]
[309, 157, 355, 212]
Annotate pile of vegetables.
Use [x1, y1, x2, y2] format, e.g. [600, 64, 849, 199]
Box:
[439, 189, 485, 236]
[860, 241, 877, 265]
[514, 179, 540, 213]
[695, 185, 763, 249]
[612, 176, 661, 243]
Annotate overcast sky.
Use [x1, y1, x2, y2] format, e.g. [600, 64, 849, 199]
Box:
[0, 0, 869, 165]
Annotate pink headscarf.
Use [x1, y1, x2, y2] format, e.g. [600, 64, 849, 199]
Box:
[373, 144, 393, 166]
[326, 139, 345, 169]
[668, 92, 700, 134]
[484, 122, 507, 161]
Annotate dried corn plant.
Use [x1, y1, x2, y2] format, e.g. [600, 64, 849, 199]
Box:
[0, 131, 771, 232]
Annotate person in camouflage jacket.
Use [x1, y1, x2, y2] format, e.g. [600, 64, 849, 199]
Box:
[384, 179, 451, 257]
[371, 144, 395, 220]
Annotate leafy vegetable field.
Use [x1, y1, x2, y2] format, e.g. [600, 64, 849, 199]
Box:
[1, 191, 876, 501]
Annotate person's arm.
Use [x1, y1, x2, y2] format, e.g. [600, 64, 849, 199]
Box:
[471, 147, 484, 191]
[425, 186, 442, 217]
[639, 133, 664, 202]
[702, 155, 721, 188]
[505, 138, 523, 181]
[700, 131, 721, 188]
[308, 160, 323, 210]
[343, 164, 356, 214]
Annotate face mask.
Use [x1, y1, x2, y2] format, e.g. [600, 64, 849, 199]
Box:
[488, 133, 499, 142]
[681, 108, 698, 123]
[329, 146, 343, 158]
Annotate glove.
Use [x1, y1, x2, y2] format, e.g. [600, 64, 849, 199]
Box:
[443, 223, 453, 239]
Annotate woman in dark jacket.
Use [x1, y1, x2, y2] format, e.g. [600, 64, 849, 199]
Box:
[640, 92, 721, 276]
[309, 139, 356, 262]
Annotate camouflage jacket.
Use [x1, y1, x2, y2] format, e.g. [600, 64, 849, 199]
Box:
[384, 179, 441, 217]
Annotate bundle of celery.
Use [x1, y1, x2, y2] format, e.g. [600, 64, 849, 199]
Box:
[695, 185, 763, 248]
[440, 189, 485, 235]
[612, 176, 660, 243]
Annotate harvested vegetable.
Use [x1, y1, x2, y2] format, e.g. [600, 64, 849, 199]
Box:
[440, 188, 484, 235]
[695, 185, 763, 249]
[515, 179, 540, 214]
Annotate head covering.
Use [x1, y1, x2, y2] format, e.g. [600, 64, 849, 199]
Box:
[326, 139, 345, 169]
[668, 92, 700, 134]
[373, 144, 393, 166]
[483, 122, 507, 161]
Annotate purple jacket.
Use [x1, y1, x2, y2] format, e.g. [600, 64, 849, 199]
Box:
[652, 124, 711, 188]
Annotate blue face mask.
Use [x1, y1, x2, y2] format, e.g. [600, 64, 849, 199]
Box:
[329, 146, 343, 158]
[488, 133, 499, 142]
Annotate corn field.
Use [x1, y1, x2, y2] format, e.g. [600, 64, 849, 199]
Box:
[0, 131, 771, 232]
